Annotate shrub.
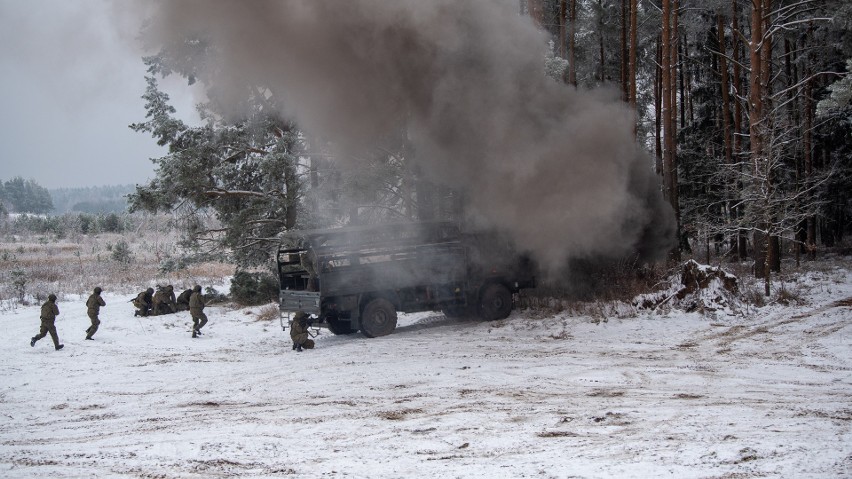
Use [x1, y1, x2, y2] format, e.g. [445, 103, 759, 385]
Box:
[230, 271, 279, 306]
[159, 256, 189, 274]
[10, 269, 27, 301]
[111, 240, 133, 264]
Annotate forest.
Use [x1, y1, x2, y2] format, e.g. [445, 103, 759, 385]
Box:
[122, 1, 852, 295]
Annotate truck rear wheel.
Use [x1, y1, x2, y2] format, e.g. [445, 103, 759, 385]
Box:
[327, 317, 358, 335]
[442, 305, 472, 319]
[361, 298, 398, 338]
[479, 283, 512, 321]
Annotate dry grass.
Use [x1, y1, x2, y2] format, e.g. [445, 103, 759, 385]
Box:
[253, 304, 281, 322]
[0, 228, 234, 307]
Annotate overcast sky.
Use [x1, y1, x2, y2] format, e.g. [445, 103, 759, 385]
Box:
[0, 0, 198, 189]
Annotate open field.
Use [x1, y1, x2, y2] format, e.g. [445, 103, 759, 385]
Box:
[0, 226, 234, 309]
[0, 250, 850, 477]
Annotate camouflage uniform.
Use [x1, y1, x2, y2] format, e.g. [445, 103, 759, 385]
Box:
[85, 287, 106, 340]
[152, 288, 174, 315]
[133, 288, 154, 317]
[31, 294, 63, 350]
[289, 311, 315, 351]
[189, 286, 208, 338]
[176, 289, 193, 312]
[166, 285, 177, 313]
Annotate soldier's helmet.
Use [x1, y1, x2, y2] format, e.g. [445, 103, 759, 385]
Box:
[94, 287, 102, 294]
[146, 287, 154, 294]
[167, 285, 174, 291]
[193, 285, 202, 293]
[48, 294, 57, 301]
[294, 311, 307, 320]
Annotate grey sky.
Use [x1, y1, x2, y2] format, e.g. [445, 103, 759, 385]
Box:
[0, 0, 197, 189]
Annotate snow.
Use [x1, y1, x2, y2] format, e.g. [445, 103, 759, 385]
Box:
[1, 266, 851, 478]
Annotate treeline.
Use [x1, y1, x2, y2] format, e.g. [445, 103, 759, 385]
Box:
[0, 179, 134, 215]
[1, 212, 132, 237]
[525, 0, 851, 292]
[50, 184, 134, 214]
[0, 177, 53, 214]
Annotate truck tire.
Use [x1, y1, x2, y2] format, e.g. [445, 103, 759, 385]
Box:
[327, 316, 358, 335]
[478, 283, 512, 321]
[442, 305, 472, 319]
[360, 298, 398, 338]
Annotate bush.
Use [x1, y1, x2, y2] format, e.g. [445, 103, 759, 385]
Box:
[230, 271, 279, 306]
[159, 256, 189, 274]
[111, 240, 134, 264]
[10, 269, 27, 302]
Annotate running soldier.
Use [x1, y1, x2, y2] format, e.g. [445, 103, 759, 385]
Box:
[85, 286, 106, 340]
[189, 285, 207, 338]
[31, 294, 64, 350]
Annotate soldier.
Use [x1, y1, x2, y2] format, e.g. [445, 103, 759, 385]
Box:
[189, 285, 207, 338]
[166, 285, 177, 313]
[289, 311, 315, 352]
[133, 288, 154, 317]
[85, 286, 106, 340]
[151, 286, 174, 315]
[30, 294, 64, 350]
[176, 288, 193, 312]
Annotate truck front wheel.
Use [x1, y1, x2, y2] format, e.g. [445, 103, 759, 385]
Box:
[479, 283, 512, 321]
[360, 298, 398, 338]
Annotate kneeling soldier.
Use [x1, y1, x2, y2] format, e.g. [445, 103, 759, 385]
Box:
[290, 311, 315, 352]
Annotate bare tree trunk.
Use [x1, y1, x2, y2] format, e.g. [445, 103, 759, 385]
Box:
[621, 0, 629, 101]
[661, 0, 681, 260]
[717, 14, 736, 257]
[730, 1, 748, 261]
[629, 0, 637, 111]
[559, 0, 567, 59]
[598, 0, 606, 82]
[718, 15, 733, 168]
[569, 0, 577, 86]
[655, 39, 663, 173]
[804, 24, 816, 260]
[749, 0, 765, 280]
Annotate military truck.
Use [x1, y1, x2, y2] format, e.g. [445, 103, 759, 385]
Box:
[277, 221, 536, 337]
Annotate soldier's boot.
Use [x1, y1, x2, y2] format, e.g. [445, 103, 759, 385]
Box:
[192, 330, 198, 338]
[296, 343, 303, 352]
[30, 337, 37, 347]
[134, 310, 139, 317]
[85, 336, 94, 340]
[55, 344, 64, 351]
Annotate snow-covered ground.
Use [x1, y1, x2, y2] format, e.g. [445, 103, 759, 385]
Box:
[1, 265, 850, 478]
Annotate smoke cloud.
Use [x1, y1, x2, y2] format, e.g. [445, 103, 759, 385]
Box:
[135, 0, 675, 273]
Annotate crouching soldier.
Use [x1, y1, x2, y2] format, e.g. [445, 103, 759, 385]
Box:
[152, 286, 175, 315]
[133, 288, 154, 317]
[290, 311, 315, 352]
[31, 294, 64, 350]
[85, 286, 106, 340]
[189, 285, 208, 338]
[176, 288, 193, 312]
